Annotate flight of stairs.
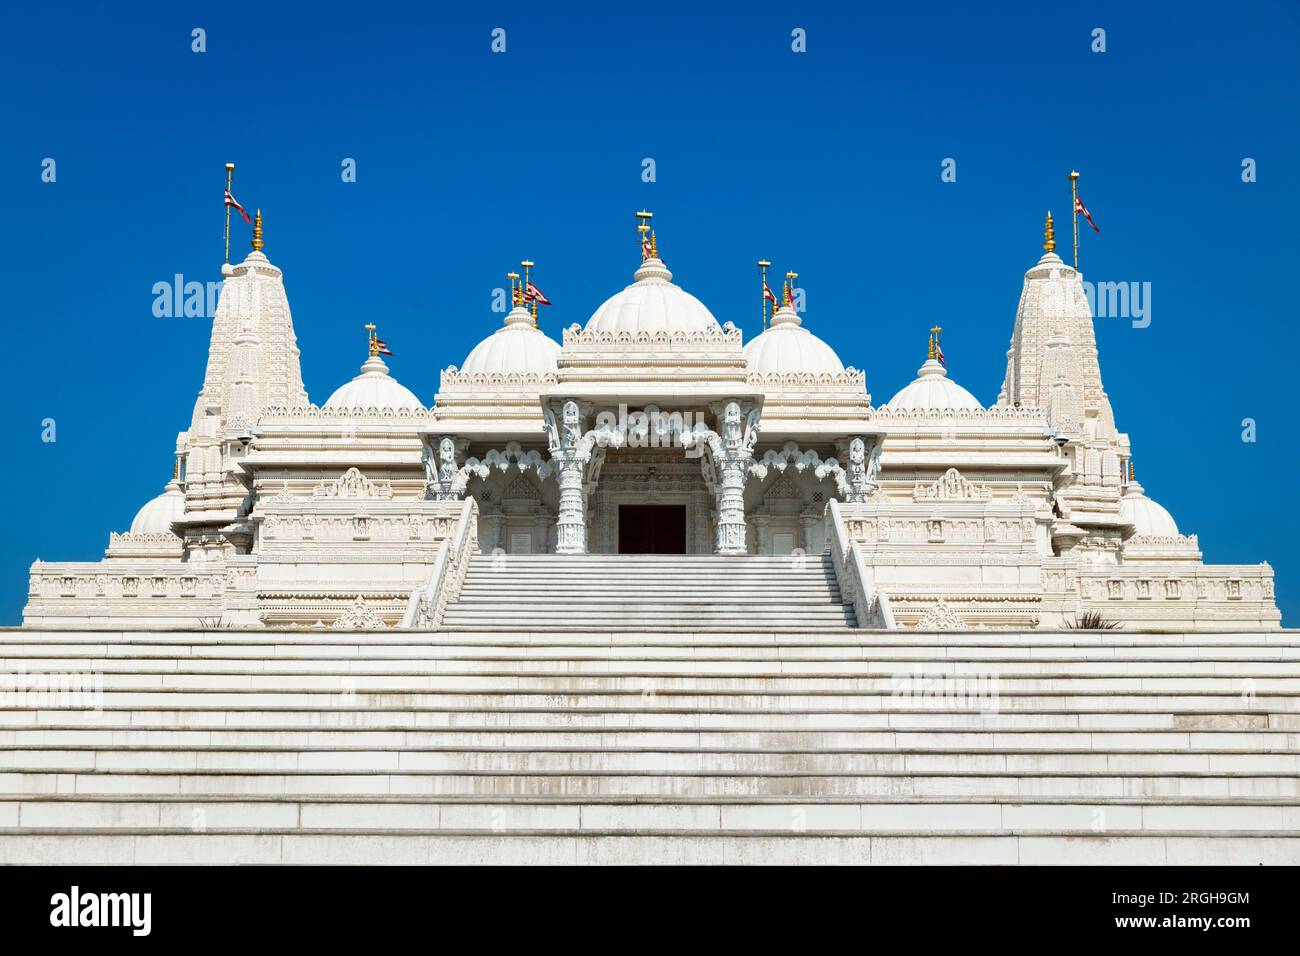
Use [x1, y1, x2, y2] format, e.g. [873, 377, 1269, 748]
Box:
[441, 553, 857, 630]
[1, 624, 1298, 864]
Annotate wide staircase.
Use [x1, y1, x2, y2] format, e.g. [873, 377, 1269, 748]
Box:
[1, 624, 1298, 864]
[442, 553, 857, 630]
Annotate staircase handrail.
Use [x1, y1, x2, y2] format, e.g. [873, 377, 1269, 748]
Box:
[825, 498, 895, 629]
[400, 497, 479, 629]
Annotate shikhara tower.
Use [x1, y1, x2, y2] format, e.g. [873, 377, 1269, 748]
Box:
[24, 208, 1279, 630]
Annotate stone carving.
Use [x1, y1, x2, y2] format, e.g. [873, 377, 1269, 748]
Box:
[915, 599, 968, 631]
[331, 595, 387, 630]
[913, 468, 992, 502]
[313, 468, 393, 500]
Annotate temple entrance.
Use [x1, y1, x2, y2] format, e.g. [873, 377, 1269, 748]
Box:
[618, 505, 687, 554]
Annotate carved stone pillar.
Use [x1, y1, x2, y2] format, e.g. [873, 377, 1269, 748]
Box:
[714, 455, 750, 554]
[700, 399, 762, 556]
[544, 399, 593, 555]
[550, 452, 589, 554]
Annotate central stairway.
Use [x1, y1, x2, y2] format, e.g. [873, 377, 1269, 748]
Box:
[441, 553, 857, 630]
[1, 625, 1298, 864]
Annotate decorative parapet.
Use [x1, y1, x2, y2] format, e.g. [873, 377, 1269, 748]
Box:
[747, 369, 867, 390]
[437, 368, 559, 391]
[104, 531, 184, 559]
[561, 324, 743, 352]
[869, 405, 1048, 422]
[260, 403, 433, 421]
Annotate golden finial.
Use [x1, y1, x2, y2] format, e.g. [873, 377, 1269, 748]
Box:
[636, 210, 654, 261]
[251, 209, 265, 252]
[507, 271, 521, 307]
[1042, 210, 1055, 254]
[365, 323, 378, 357]
[1128, 459, 1136, 482]
[649, 231, 659, 259]
[784, 271, 798, 307]
[928, 326, 941, 360]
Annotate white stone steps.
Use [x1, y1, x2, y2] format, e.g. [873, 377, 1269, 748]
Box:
[1, 709, 1287, 731]
[6, 670, 1296, 692]
[2, 727, 1295, 751]
[4, 770, 1297, 800]
[4, 748, 1298, 775]
[4, 692, 1298, 712]
[7, 656, 1300, 677]
[4, 831, 1299, 865]
[4, 798, 1300, 832]
[8, 630, 1299, 646]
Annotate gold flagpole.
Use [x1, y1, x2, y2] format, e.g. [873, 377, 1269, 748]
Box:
[1069, 170, 1080, 272]
[758, 259, 771, 330]
[521, 260, 536, 327]
[224, 163, 235, 264]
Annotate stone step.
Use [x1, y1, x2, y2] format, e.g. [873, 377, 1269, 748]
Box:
[4, 798, 1299, 833]
[1, 709, 1290, 731]
[4, 644, 1298, 662]
[4, 657, 1299, 677]
[3, 691, 1298, 712]
[7, 630, 1297, 646]
[8, 670, 1296, 692]
[4, 769, 1297, 799]
[3, 727, 1295, 750]
[3, 831, 1296, 865]
[5, 748, 1298, 775]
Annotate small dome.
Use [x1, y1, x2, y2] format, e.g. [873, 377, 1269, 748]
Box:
[744, 305, 846, 375]
[585, 258, 721, 335]
[885, 358, 983, 411]
[1121, 480, 1180, 536]
[130, 479, 185, 535]
[461, 305, 561, 375]
[324, 354, 423, 410]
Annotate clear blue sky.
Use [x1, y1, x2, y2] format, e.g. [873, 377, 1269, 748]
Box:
[1, 1, 1296, 625]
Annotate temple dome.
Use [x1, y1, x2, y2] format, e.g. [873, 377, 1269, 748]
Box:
[585, 258, 721, 335]
[1121, 480, 1180, 537]
[460, 306, 561, 375]
[324, 354, 423, 410]
[885, 358, 983, 411]
[744, 305, 845, 375]
[129, 479, 186, 535]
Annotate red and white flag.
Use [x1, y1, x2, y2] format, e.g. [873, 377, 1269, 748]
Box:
[641, 234, 653, 259]
[525, 280, 552, 306]
[375, 338, 394, 357]
[1075, 194, 1100, 233]
[762, 281, 777, 303]
[224, 188, 252, 224]
[935, 341, 946, 368]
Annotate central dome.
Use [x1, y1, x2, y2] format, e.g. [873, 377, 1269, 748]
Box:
[585, 258, 721, 335]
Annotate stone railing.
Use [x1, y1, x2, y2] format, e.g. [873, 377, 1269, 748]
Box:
[401, 497, 479, 629]
[825, 499, 895, 629]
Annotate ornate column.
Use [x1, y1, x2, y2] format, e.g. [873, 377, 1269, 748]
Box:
[544, 400, 593, 555]
[702, 400, 762, 556]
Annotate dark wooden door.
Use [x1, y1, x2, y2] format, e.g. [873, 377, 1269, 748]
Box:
[618, 505, 687, 554]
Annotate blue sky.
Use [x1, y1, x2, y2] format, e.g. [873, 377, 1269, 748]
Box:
[1, 1, 1296, 624]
